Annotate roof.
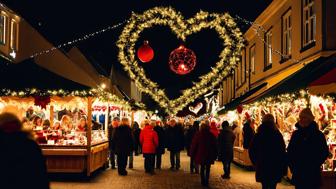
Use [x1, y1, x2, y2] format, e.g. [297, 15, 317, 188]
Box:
[217, 82, 267, 115]
[0, 58, 90, 91]
[242, 54, 336, 104]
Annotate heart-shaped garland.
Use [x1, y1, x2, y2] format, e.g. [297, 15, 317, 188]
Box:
[189, 102, 203, 115]
[117, 7, 244, 114]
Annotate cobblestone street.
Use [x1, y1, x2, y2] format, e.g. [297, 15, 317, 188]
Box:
[51, 152, 294, 189]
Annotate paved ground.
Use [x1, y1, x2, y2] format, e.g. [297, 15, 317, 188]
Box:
[50, 152, 294, 189]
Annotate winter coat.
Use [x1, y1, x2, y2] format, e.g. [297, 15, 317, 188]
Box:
[108, 126, 116, 151]
[243, 122, 255, 149]
[287, 121, 329, 187]
[0, 131, 49, 189]
[140, 124, 159, 154]
[166, 124, 185, 152]
[132, 125, 141, 152]
[113, 124, 134, 156]
[190, 129, 218, 165]
[217, 126, 236, 162]
[249, 123, 287, 183]
[210, 122, 219, 138]
[153, 126, 165, 154]
[185, 125, 199, 156]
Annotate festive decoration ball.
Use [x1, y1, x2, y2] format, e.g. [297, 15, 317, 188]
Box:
[169, 45, 196, 75]
[137, 41, 154, 63]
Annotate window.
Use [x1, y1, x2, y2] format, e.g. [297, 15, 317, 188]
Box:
[249, 45, 255, 74]
[10, 19, 18, 51]
[239, 61, 242, 86]
[282, 9, 292, 58]
[231, 76, 235, 99]
[234, 68, 238, 88]
[0, 14, 6, 44]
[242, 51, 246, 83]
[302, 0, 316, 46]
[265, 29, 272, 70]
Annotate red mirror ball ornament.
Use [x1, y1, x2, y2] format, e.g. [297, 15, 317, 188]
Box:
[137, 40, 154, 63]
[169, 45, 196, 75]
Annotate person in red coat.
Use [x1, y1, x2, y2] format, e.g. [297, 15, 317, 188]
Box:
[140, 120, 159, 174]
[210, 121, 219, 138]
[190, 121, 218, 187]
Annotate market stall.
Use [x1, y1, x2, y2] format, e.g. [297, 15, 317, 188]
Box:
[0, 60, 130, 176]
[219, 91, 336, 187]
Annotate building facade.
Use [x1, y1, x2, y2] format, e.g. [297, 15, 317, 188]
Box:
[219, 0, 336, 108]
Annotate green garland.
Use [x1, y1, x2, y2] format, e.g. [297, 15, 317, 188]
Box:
[117, 7, 244, 114]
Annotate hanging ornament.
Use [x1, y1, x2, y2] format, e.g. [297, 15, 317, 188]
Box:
[137, 40, 154, 63]
[34, 96, 50, 109]
[168, 45, 196, 75]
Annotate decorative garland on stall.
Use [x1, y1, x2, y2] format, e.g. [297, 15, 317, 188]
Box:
[0, 88, 135, 108]
[117, 7, 245, 114]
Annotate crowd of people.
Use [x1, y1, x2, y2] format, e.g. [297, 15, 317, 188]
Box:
[0, 107, 330, 189]
[108, 108, 330, 188]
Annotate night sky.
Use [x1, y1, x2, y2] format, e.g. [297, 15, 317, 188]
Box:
[3, 0, 272, 104]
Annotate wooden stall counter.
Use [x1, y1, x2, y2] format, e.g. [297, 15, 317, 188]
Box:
[233, 146, 253, 168]
[41, 141, 109, 176]
[321, 171, 336, 189]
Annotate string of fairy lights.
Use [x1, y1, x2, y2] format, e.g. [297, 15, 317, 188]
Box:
[0, 88, 145, 109]
[14, 7, 310, 114]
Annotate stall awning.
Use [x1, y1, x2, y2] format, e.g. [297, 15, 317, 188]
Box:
[242, 54, 336, 104]
[308, 67, 336, 95]
[217, 82, 267, 114]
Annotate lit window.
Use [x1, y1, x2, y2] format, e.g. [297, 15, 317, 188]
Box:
[0, 14, 6, 44]
[10, 19, 18, 51]
[249, 45, 255, 74]
[265, 29, 272, 69]
[282, 10, 292, 57]
[303, 0, 315, 46]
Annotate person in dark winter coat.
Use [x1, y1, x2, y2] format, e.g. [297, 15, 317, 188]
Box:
[132, 121, 141, 155]
[249, 114, 287, 189]
[243, 119, 255, 149]
[153, 120, 165, 169]
[113, 117, 134, 176]
[218, 121, 236, 179]
[190, 121, 218, 187]
[287, 108, 329, 189]
[166, 119, 185, 170]
[108, 117, 119, 169]
[0, 113, 49, 189]
[185, 121, 200, 174]
[140, 120, 159, 174]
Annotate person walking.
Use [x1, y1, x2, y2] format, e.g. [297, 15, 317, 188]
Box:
[218, 120, 235, 179]
[132, 121, 141, 155]
[108, 117, 119, 169]
[113, 117, 134, 176]
[140, 120, 158, 174]
[287, 108, 329, 189]
[0, 112, 49, 189]
[166, 119, 184, 171]
[185, 121, 200, 174]
[190, 121, 218, 187]
[243, 119, 255, 149]
[153, 120, 165, 169]
[249, 114, 287, 189]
